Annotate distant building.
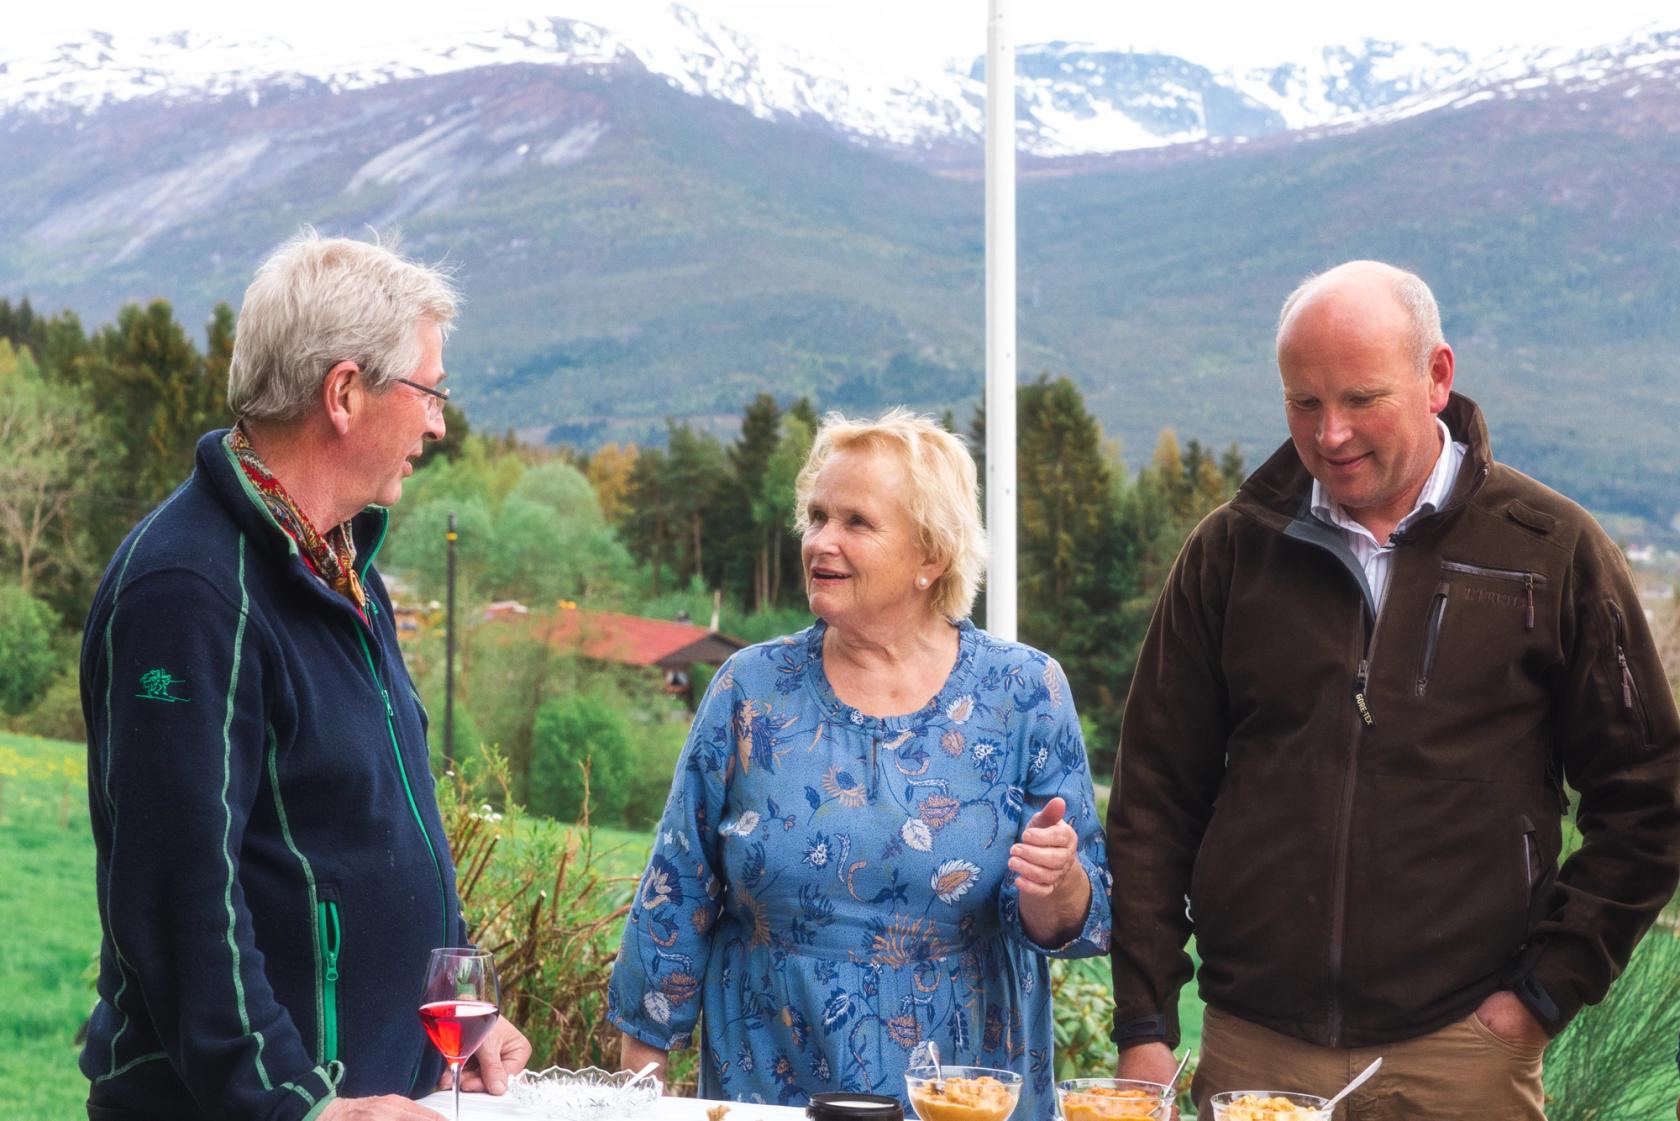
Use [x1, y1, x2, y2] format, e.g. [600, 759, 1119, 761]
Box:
[540, 607, 746, 703]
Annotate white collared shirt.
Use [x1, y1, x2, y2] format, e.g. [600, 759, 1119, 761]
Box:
[1310, 418, 1466, 614]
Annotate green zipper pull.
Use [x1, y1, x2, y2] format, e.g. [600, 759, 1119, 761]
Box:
[1353, 659, 1375, 727]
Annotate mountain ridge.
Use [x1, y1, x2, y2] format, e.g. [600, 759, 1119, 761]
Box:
[6, 6, 1676, 160]
[0, 13, 1676, 530]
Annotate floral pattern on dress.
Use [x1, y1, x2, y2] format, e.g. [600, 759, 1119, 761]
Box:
[609, 620, 1111, 1120]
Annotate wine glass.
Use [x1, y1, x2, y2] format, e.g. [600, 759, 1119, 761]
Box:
[418, 947, 501, 1121]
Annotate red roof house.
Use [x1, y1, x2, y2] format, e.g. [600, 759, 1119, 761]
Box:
[541, 608, 746, 679]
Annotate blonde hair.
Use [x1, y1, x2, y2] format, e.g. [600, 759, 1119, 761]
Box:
[794, 407, 987, 621]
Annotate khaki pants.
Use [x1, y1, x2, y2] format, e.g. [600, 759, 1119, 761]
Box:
[1191, 1005, 1547, 1121]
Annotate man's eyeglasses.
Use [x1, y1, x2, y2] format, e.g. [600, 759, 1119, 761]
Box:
[392, 377, 450, 415]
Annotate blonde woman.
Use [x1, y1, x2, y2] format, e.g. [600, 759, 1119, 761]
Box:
[609, 409, 1111, 1117]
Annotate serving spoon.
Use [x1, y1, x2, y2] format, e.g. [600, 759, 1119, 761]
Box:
[911, 1040, 946, 1092]
[1168, 1049, 1192, 1091]
[1323, 1057, 1383, 1113]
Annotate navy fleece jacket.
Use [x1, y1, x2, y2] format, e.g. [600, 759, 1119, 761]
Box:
[80, 430, 464, 1121]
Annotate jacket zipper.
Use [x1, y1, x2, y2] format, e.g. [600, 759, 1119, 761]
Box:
[1329, 595, 1386, 1044]
[354, 626, 450, 951]
[1608, 605, 1650, 738]
[1440, 561, 1543, 630]
[1295, 459, 1489, 1046]
[317, 900, 342, 1062]
[1416, 584, 1450, 697]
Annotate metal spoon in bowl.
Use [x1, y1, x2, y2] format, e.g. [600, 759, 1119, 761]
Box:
[1323, 1057, 1383, 1113]
[926, 1040, 945, 1092]
[1168, 1049, 1192, 1091]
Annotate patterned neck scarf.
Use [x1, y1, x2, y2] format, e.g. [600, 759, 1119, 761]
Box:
[226, 424, 367, 616]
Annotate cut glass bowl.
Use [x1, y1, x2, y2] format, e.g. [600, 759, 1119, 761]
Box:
[506, 1065, 663, 1119]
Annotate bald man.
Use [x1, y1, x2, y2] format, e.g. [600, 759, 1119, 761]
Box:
[1106, 261, 1680, 1119]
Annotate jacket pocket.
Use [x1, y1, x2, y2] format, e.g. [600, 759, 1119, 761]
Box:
[1415, 582, 1450, 697]
[1441, 560, 1544, 630]
[317, 891, 343, 1063]
[1517, 812, 1558, 934]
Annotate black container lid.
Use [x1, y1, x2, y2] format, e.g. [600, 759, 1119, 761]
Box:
[806, 1092, 905, 1121]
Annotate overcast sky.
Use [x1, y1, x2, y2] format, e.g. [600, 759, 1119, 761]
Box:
[10, 0, 1676, 71]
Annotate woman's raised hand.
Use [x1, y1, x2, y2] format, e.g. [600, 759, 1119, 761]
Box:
[1011, 795, 1094, 947]
[1010, 797, 1080, 897]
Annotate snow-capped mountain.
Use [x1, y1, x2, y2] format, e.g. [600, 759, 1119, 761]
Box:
[6, 4, 1673, 157]
[1, 5, 1676, 159]
[3, 9, 1679, 523]
[0, 8, 985, 151]
[1228, 41, 1476, 130]
[1347, 25, 1680, 128]
[0, 4, 1593, 158]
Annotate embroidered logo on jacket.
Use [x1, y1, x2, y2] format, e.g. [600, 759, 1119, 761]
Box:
[136, 668, 189, 703]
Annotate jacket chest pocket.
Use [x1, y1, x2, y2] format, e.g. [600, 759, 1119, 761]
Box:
[1415, 560, 1548, 699]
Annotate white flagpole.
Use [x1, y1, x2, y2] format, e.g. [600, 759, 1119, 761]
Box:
[984, 0, 1017, 640]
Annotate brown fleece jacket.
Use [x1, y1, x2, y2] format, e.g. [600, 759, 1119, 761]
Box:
[1108, 393, 1680, 1050]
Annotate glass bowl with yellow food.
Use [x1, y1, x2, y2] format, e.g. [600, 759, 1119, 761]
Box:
[1208, 1091, 1333, 1120]
[904, 1065, 1023, 1121]
[1055, 1077, 1176, 1121]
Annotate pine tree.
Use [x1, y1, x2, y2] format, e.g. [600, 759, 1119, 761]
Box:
[81, 301, 227, 557]
[1013, 376, 1137, 760]
[731, 395, 784, 611]
[663, 422, 728, 588]
[619, 446, 672, 596]
[1018, 376, 1111, 605]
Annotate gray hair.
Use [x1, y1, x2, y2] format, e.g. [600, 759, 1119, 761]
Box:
[1277, 260, 1444, 374]
[228, 229, 458, 422]
[794, 407, 988, 622]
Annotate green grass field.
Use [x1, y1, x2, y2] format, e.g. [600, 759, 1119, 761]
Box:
[0, 729, 659, 1119]
[0, 731, 99, 1120]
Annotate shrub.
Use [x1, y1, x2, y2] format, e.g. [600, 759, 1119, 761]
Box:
[1051, 957, 1120, 1081]
[439, 748, 628, 1073]
[437, 745, 699, 1092]
[0, 585, 63, 716]
[1543, 918, 1680, 1119]
[529, 694, 632, 825]
[623, 714, 687, 829]
[12, 671, 85, 742]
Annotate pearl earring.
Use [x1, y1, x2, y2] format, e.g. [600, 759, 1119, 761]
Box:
[917, 576, 929, 588]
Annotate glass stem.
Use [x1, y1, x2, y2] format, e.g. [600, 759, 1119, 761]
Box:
[451, 1059, 463, 1121]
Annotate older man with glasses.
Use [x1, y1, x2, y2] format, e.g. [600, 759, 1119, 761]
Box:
[80, 230, 528, 1121]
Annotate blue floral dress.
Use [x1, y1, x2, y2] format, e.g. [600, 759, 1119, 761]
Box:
[609, 619, 1112, 1120]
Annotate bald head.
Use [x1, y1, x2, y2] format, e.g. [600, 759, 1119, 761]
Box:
[1278, 261, 1444, 376]
[1274, 260, 1455, 542]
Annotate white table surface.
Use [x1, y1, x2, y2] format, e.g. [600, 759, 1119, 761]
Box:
[414, 1088, 812, 1120]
